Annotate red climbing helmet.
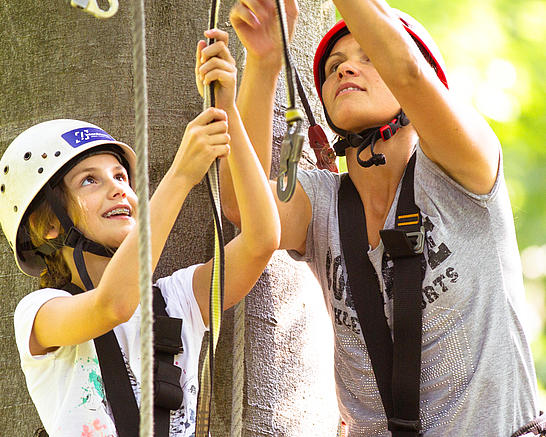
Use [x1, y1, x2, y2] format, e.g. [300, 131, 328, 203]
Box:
[312, 11, 449, 168]
[313, 10, 448, 104]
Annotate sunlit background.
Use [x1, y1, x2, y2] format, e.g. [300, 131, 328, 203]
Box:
[334, 0, 546, 403]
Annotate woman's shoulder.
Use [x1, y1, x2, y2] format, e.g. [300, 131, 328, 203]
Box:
[297, 167, 344, 204]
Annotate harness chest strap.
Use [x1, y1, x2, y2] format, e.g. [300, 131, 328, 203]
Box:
[58, 283, 184, 437]
[338, 153, 424, 437]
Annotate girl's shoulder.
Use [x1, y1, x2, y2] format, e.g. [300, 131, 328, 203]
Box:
[154, 264, 204, 322]
[15, 287, 71, 317]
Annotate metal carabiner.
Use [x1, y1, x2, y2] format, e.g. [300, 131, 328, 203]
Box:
[277, 108, 304, 202]
[71, 0, 119, 19]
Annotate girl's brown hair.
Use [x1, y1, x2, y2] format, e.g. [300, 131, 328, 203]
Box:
[27, 186, 72, 289]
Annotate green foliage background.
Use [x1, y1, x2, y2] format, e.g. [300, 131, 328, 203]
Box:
[337, 0, 546, 400]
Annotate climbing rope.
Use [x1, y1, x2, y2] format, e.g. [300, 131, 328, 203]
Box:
[129, 0, 154, 436]
[195, 0, 226, 435]
[231, 298, 245, 436]
[70, 2, 154, 436]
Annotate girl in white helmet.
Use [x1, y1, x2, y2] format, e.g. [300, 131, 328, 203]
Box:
[0, 28, 279, 437]
[225, 0, 542, 435]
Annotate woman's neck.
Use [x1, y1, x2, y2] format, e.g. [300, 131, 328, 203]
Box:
[346, 127, 417, 223]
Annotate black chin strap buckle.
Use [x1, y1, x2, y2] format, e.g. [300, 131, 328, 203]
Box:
[63, 226, 84, 248]
[379, 112, 410, 141]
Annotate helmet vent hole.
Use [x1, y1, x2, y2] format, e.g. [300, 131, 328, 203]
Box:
[1, 184, 4, 193]
[55, 151, 61, 157]
[38, 168, 44, 174]
[42, 153, 47, 159]
[13, 206, 18, 212]
[3, 166, 8, 174]
[24, 152, 32, 161]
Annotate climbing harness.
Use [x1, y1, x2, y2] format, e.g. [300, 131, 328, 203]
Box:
[195, 0, 226, 435]
[338, 153, 425, 437]
[70, 0, 119, 19]
[59, 283, 183, 437]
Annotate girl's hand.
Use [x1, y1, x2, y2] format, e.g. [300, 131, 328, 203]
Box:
[173, 107, 230, 187]
[229, 0, 298, 68]
[195, 29, 237, 111]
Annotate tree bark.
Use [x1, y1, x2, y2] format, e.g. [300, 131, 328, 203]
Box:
[0, 1, 337, 435]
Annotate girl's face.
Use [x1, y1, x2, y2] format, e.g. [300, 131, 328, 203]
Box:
[62, 153, 137, 249]
[321, 34, 401, 133]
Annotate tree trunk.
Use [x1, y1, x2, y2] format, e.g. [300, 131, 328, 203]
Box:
[0, 1, 337, 435]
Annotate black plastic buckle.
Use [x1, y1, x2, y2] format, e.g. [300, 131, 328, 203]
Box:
[406, 226, 425, 254]
[380, 124, 393, 141]
[380, 118, 398, 141]
[388, 417, 422, 433]
[63, 226, 83, 248]
[380, 226, 425, 258]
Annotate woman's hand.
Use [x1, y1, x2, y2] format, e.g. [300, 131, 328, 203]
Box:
[229, 0, 298, 68]
[172, 107, 230, 187]
[195, 28, 237, 111]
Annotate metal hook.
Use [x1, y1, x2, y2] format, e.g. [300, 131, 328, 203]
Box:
[71, 0, 119, 19]
[277, 109, 304, 202]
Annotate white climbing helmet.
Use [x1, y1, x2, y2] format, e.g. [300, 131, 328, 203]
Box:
[0, 119, 136, 277]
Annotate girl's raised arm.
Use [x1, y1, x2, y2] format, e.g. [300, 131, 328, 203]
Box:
[193, 29, 281, 324]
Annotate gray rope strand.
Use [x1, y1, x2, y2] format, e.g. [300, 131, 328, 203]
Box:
[130, 0, 154, 436]
[230, 298, 245, 436]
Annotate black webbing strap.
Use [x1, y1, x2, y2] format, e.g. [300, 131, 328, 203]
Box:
[338, 153, 424, 436]
[63, 283, 140, 437]
[338, 174, 395, 419]
[152, 285, 184, 436]
[380, 154, 424, 436]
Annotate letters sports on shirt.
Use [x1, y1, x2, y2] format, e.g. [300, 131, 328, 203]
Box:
[290, 145, 539, 436]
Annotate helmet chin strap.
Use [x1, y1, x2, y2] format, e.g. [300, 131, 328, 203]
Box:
[333, 110, 410, 168]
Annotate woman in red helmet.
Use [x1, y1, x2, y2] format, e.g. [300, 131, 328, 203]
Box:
[226, 0, 542, 435]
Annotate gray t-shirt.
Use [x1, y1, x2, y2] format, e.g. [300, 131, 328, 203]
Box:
[291, 146, 538, 436]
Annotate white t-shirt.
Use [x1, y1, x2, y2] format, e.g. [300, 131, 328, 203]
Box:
[14, 264, 206, 437]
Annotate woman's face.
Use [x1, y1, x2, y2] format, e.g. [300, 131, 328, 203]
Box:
[321, 34, 401, 133]
[62, 153, 137, 249]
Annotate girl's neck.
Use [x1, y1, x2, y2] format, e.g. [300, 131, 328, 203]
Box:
[62, 247, 110, 290]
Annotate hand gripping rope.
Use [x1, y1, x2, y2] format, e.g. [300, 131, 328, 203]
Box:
[70, 0, 119, 18]
[195, 0, 226, 435]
